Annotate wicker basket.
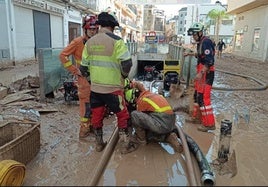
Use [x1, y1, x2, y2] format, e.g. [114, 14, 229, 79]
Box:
[0, 121, 40, 165]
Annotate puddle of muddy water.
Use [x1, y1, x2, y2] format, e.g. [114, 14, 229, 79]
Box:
[101, 143, 188, 186]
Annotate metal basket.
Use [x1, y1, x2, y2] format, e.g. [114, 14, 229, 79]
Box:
[0, 121, 40, 165]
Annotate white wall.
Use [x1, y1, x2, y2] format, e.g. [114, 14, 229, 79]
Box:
[14, 5, 35, 61]
[0, 1, 9, 49]
[51, 14, 63, 48]
[234, 5, 268, 61]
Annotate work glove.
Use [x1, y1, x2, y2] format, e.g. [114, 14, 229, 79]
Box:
[133, 81, 146, 92]
[66, 65, 81, 76]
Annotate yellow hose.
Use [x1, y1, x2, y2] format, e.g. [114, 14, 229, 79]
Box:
[0, 160, 26, 186]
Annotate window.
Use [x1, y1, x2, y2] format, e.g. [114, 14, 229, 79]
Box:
[234, 29, 244, 50]
[252, 28, 260, 52]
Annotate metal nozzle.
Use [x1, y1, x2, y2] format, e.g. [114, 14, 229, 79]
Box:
[201, 170, 215, 186]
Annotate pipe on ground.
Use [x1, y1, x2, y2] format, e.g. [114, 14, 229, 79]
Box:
[175, 123, 198, 186]
[151, 80, 215, 185]
[88, 127, 119, 186]
[184, 132, 216, 186]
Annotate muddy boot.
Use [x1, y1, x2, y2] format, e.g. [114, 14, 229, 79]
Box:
[197, 125, 216, 132]
[119, 128, 139, 154]
[134, 127, 147, 145]
[165, 132, 183, 153]
[79, 122, 93, 138]
[94, 128, 107, 152]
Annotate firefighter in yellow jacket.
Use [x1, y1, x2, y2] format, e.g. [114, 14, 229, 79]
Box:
[59, 15, 98, 138]
[80, 10, 135, 154]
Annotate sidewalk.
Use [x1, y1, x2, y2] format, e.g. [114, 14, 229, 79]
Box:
[0, 60, 38, 87]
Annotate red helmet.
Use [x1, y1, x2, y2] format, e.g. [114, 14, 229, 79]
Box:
[82, 14, 98, 29]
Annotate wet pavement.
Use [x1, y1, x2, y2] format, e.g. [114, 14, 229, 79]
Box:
[0, 53, 268, 186]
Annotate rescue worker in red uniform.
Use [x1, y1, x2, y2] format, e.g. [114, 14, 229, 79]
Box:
[80, 10, 135, 154]
[124, 79, 183, 153]
[184, 22, 216, 132]
[59, 15, 98, 138]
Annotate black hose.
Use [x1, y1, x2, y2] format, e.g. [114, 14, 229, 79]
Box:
[151, 81, 215, 185]
[180, 68, 267, 91]
[213, 69, 268, 91]
[184, 133, 215, 186]
[174, 126, 215, 186]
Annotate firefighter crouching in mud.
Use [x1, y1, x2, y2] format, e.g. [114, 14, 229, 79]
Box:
[184, 22, 216, 132]
[80, 9, 136, 154]
[59, 15, 98, 138]
[124, 78, 183, 153]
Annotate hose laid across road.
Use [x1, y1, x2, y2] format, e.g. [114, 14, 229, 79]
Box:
[213, 69, 268, 91]
[0, 160, 26, 186]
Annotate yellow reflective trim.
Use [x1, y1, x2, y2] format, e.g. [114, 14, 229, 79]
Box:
[80, 117, 89, 122]
[142, 97, 172, 112]
[64, 61, 72, 68]
[156, 106, 172, 113]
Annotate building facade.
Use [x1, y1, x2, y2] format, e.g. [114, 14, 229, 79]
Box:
[176, 3, 234, 45]
[0, 0, 140, 64]
[228, 0, 268, 62]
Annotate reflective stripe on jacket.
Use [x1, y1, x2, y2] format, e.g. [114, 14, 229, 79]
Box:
[81, 28, 132, 93]
[136, 90, 173, 114]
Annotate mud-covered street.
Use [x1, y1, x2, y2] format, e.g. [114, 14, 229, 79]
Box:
[0, 54, 268, 186]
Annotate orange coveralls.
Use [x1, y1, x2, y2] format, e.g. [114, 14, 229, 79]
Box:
[59, 36, 91, 125]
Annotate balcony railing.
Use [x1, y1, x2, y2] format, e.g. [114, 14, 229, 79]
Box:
[121, 18, 137, 29]
[70, 0, 97, 10]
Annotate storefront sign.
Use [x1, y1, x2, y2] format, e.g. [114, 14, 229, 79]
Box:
[145, 35, 158, 44]
[13, 0, 65, 14]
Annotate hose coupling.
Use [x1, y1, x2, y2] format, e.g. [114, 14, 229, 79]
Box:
[201, 170, 215, 186]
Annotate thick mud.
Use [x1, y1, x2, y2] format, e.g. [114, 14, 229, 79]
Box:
[0, 54, 267, 186]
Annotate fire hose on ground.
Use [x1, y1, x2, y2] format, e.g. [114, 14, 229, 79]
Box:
[0, 160, 26, 186]
[175, 124, 215, 186]
[181, 67, 268, 91]
[150, 80, 215, 185]
[88, 124, 214, 186]
[88, 79, 217, 186]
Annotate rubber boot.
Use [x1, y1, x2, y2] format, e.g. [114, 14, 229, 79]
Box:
[165, 132, 183, 153]
[197, 125, 216, 132]
[134, 127, 147, 145]
[119, 128, 139, 154]
[94, 128, 107, 152]
[189, 103, 202, 124]
[79, 122, 93, 138]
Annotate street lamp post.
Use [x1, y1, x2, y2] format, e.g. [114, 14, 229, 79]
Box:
[215, 0, 227, 11]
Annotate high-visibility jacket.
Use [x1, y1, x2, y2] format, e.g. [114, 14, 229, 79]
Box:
[136, 90, 173, 115]
[81, 28, 132, 93]
[59, 36, 87, 68]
